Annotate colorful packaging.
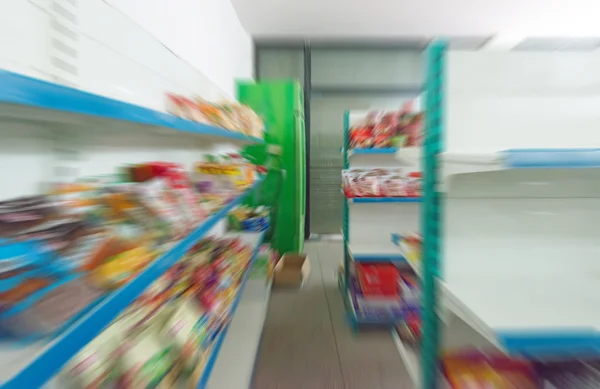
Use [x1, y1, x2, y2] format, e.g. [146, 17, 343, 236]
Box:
[0, 276, 103, 338]
[62, 322, 123, 389]
[342, 168, 421, 198]
[117, 326, 175, 388]
[91, 246, 155, 290]
[160, 299, 209, 376]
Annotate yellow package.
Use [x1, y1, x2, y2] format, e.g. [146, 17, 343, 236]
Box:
[92, 247, 155, 289]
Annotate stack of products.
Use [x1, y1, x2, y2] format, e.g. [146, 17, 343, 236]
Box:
[342, 169, 422, 198]
[397, 233, 422, 272]
[345, 263, 420, 323]
[194, 153, 259, 207]
[0, 160, 258, 341]
[249, 244, 276, 279]
[349, 102, 423, 149]
[227, 205, 270, 232]
[60, 235, 256, 388]
[442, 352, 600, 388]
[165, 94, 265, 139]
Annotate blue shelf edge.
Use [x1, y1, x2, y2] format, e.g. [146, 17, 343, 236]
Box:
[2, 179, 264, 389]
[352, 254, 407, 263]
[503, 148, 600, 169]
[350, 148, 398, 155]
[348, 197, 422, 203]
[497, 329, 600, 358]
[0, 70, 263, 144]
[196, 230, 266, 389]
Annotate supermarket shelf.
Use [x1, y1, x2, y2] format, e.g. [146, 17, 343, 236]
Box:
[339, 274, 402, 327]
[440, 281, 600, 357]
[347, 197, 422, 203]
[0, 70, 263, 144]
[391, 329, 420, 388]
[348, 242, 407, 263]
[206, 272, 272, 389]
[0, 179, 263, 389]
[198, 230, 266, 389]
[390, 234, 421, 276]
[440, 149, 600, 189]
[349, 148, 398, 155]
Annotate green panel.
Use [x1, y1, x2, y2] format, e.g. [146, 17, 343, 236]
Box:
[421, 41, 447, 389]
[237, 81, 306, 255]
[342, 110, 350, 289]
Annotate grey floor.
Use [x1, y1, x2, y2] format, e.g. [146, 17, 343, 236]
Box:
[252, 241, 415, 389]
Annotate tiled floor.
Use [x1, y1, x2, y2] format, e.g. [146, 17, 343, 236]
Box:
[252, 241, 415, 389]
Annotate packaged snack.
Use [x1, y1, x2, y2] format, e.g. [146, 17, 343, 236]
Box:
[0, 276, 103, 337]
[91, 246, 155, 290]
[118, 325, 175, 389]
[62, 321, 123, 389]
[443, 353, 538, 389]
[160, 299, 209, 376]
[0, 196, 58, 237]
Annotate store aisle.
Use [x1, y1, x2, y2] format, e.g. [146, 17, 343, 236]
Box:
[252, 241, 414, 389]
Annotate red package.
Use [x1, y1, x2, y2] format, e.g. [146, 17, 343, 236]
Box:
[356, 263, 400, 296]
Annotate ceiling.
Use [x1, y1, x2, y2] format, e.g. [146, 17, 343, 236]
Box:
[232, 0, 600, 50]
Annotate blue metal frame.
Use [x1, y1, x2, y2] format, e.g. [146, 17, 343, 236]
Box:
[349, 197, 421, 203]
[0, 70, 263, 144]
[343, 111, 350, 300]
[196, 230, 266, 389]
[421, 40, 446, 389]
[1, 179, 264, 389]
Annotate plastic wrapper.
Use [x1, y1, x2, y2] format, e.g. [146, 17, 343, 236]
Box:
[160, 298, 209, 376]
[342, 168, 421, 198]
[62, 322, 123, 389]
[0, 196, 59, 237]
[117, 324, 175, 388]
[0, 275, 103, 338]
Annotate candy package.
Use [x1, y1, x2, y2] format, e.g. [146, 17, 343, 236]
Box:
[0, 275, 103, 338]
[117, 324, 175, 388]
[342, 168, 421, 198]
[62, 321, 123, 388]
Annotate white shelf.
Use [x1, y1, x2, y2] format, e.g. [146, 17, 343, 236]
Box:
[391, 330, 420, 388]
[207, 276, 271, 389]
[348, 242, 406, 261]
[438, 149, 600, 191]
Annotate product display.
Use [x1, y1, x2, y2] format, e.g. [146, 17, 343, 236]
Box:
[343, 263, 420, 324]
[440, 351, 600, 388]
[394, 232, 422, 273]
[62, 234, 257, 387]
[165, 93, 265, 139]
[227, 205, 270, 232]
[349, 102, 424, 149]
[342, 169, 422, 198]
[0, 160, 259, 342]
[443, 353, 538, 388]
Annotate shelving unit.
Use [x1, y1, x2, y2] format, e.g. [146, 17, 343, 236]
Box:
[406, 41, 600, 389]
[0, 69, 269, 389]
[340, 110, 421, 329]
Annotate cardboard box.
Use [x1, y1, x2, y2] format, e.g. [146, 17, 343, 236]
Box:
[274, 253, 310, 288]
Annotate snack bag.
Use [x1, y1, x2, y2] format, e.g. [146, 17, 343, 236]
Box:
[62, 322, 123, 388]
[117, 325, 175, 389]
[160, 299, 209, 376]
[91, 246, 155, 290]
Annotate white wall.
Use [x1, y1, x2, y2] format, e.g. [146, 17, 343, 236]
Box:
[105, 0, 253, 99]
[0, 0, 252, 103]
